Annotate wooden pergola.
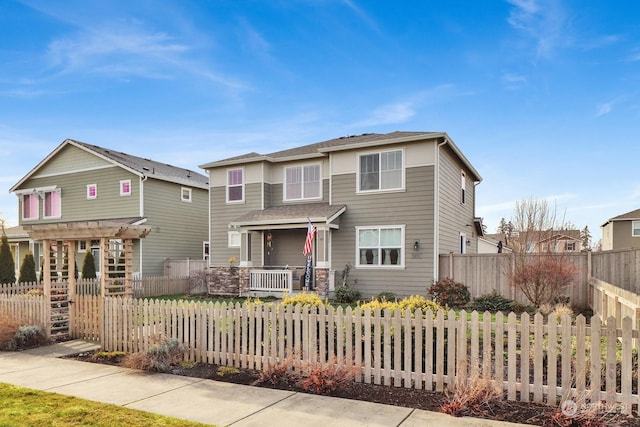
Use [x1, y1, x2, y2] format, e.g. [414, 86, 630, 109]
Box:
[22, 220, 151, 339]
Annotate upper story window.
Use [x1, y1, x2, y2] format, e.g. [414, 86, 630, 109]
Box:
[120, 180, 131, 196]
[358, 149, 403, 193]
[44, 190, 61, 218]
[227, 168, 244, 203]
[356, 225, 404, 268]
[284, 164, 321, 201]
[633, 221, 640, 237]
[181, 187, 192, 203]
[566, 241, 576, 251]
[87, 184, 97, 199]
[22, 193, 38, 220]
[461, 171, 466, 204]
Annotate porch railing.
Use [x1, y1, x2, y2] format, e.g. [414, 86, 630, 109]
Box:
[249, 269, 293, 292]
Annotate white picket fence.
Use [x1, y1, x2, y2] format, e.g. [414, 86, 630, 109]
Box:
[98, 298, 639, 414]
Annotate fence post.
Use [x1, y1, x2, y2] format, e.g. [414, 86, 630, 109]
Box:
[448, 252, 453, 279]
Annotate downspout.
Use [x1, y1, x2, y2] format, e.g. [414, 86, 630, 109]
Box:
[434, 138, 447, 283]
[139, 175, 147, 276]
[207, 169, 212, 268]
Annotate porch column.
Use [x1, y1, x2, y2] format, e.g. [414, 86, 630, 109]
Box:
[124, 239, 133, 297]
[240, 231, 252, 267]
[100, 237, 108, 297]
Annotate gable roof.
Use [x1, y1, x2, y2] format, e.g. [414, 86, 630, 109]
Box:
[601, 208, 640, 227]
[199, 131, 482, 182]
[10, 139, 208, 192]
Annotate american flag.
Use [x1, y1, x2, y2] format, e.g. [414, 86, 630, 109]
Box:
[303, 219, 316, 256]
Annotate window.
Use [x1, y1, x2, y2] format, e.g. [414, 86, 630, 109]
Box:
[181, 187, 192, 202]
[633, 221, 640, 237]
[228, 231, 241, 248]
[22, 193, 38, 220]
[227, 168, 244, 202]
[566, 241, 576, 251]
[120, 180, 131, 196]
[44, 190, 61, 218]
[79, 240, 87, 252]
[461, 171, 466, 204]
[87, 184, 97, 199]
[356, 226, 404, 267]
[358, 150, 403, 192]
[284, 164, 321, 200]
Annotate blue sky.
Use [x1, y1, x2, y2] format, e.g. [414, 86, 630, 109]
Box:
[1, 0, 639, 245]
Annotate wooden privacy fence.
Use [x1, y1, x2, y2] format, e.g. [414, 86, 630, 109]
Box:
[163, 259, 208, 277]
[101, 298, 639, 414]
[439, 253, 591, 307]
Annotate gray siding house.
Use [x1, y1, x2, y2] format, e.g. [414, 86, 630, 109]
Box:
[9, 139, 209, 277]
[199, 131, 483, 298]
[601, 208, 640, 251]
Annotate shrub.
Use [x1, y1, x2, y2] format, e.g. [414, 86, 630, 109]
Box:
[18, 251, 37, 283]
[13, 325, 47, 349]
[121, 338, 185, 372]
[333, 286, 361, 304]
[297, 356, 359, 395]
[254, 353, 300, 386]
[427, 278, 470, 308]
[360, 295, 442, 317]
[440, 373, 503, 418]
[374, 291, 396, 302]
[470, 290, 513, 313]
[0, 313, 20, 350]
[508, 300, 536, 315]
[281, 291, 325, 308]
[0, 232, 15, 284]
[81, 251, 97, 279]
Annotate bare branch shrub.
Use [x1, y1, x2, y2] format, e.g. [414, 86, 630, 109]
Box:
[121, 338, 186, 372]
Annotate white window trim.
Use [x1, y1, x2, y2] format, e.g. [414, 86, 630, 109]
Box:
[633, 221, 640, 237]
[226, 168, 245, 204]
[181, 187, 192, 203]
[461, 170, 466, 204]
[355, 225, 405, 268]
[120, 179, 132, 196]
[460, 232, 467, 254]
[356, 148, 405, 194]
[87, 184, 98, 200]
[78, 240, 87, 253]
[283, 163, 322, 201]
[22, 193, 39, 221]
[228, 231, 241, 248]
[43, 189, 62, 219]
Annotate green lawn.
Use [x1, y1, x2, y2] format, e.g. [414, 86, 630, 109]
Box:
[0, 383, 213, 427]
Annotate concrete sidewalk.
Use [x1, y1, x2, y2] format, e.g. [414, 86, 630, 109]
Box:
[0, 340, 529, 427]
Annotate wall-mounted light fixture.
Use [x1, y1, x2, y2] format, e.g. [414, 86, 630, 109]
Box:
[413, 241, 420, 251]
[466, 239, 471, 246]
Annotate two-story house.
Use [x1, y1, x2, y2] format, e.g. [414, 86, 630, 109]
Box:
[601, 208, 640, 250]
[9, 139, 209, 279]
[199, 131, 483, 298]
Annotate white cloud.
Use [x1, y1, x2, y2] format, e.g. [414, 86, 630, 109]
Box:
[595, 103, 612, 117]
[506, 0, 568, 59]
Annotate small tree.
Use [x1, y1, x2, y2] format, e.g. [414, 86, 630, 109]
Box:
[18, 251, 37, 283]
[508, 198, 577, 306]
[0, 229, 16, 284]
[82, 251, 97, 279]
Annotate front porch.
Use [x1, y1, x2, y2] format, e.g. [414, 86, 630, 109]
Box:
[209, 202, 345, 297]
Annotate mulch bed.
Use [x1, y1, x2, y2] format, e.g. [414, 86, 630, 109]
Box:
[69, 352, 640, 426]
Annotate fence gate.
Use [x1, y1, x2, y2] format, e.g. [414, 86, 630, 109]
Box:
[50, 281, 70, 340]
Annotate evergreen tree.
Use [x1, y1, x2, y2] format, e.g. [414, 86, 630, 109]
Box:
[18, 251, 37, 283]
[82, 251, 97, 279]
[580, 226, 592, 251]
[0, 230, 16, 284]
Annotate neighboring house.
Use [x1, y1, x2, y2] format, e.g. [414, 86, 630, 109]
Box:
[477, 235, 511, 254]
[601, 208, 640, 251]
[486, 230, 582, 254]
[9, 139, 209, 278]
[199, 131, 483, 298]
[3, 225, 35, 279]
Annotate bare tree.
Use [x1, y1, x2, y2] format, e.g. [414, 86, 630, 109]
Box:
[508, 198, 577, 306]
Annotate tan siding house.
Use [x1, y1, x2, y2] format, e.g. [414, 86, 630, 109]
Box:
[200, 131, 482, 298]
[9, 139, 208, 277]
